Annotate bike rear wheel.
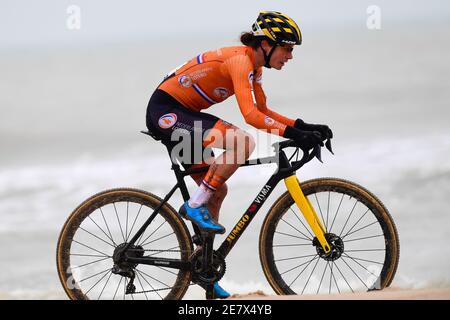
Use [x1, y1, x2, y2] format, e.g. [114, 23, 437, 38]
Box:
[259, 178, 399, 295]
[56, 188, 193, 300]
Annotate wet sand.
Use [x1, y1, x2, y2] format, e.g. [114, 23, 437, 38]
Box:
[229, 287, 450, 300]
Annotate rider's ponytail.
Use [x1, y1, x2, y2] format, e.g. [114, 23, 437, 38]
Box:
[240, 32, 255, 47]
[240, 32, 275, 49]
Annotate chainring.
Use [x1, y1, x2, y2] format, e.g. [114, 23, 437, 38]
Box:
[190, 249, 226, 284]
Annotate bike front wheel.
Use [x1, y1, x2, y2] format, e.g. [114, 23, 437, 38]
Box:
[259, 178, 399, 295]
[56, 188, 193, 300]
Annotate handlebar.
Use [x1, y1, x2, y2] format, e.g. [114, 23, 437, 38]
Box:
[273, 138, 334, 172]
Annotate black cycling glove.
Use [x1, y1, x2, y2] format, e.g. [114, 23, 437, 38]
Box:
[294, 119, 333, 141]
[283, 126, 324, 150]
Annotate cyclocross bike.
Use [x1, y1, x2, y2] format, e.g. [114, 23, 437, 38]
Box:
[56, 130, 399, 300]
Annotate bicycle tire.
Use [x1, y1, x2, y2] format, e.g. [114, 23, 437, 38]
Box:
[56, 188, 193, 300]
[259, 178, 399, 295]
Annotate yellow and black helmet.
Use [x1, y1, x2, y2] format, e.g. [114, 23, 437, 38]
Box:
[252, 11, 302, 45]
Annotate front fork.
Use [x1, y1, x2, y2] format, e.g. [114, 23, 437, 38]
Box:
[284, 175, 331, 254]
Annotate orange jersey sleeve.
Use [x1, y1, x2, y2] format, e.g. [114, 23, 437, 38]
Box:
[253, 68, 296, 127]
[224, 55, 287, 136]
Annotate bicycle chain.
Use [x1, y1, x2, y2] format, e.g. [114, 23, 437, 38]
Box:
[130, 282, 196, 295]
[128, 248, 190, 254]
[125, 248, 194, 295]
[125, 248, 222, 296]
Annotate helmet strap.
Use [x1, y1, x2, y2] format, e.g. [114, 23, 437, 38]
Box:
[260, 43, 277, 68]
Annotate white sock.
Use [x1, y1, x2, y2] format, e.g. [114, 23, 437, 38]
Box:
[188, 183, 214, 208]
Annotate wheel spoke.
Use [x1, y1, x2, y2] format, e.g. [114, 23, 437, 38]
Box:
[144, 245, 181, 257]
[135, 272, 149, 300]
[126, 204, 143, 241]
[317, 260, 329, 294]
[328, 261, 333, 294]
[301, 257, 321, 294]
[135, 269, 163, 299]
[72, 256, 111, 269]
[280, 255, 318, 276]
[342, 208, 370, 239]
[286, 256, 319, 286]
[138, 219, 167, 247]
[333, 260, 353, 293]
[340, 255, 369, 289]
[79, 267, 111, 284]
[100, 207, 117, 246]
[313, 193, 326, 233]
[345, 248, 385, 253]
[281, 217, 313, 241]
[113, 203, 126, 242]
[136, 268, 172, 288]
[71, 253, 111, 258]
[274, 230, 311, 242]
[79, 226, 115, 248]
[125, 202, 129, 243]
[331, 263, 341, 293]
[85, 269, 112, 296]
[275, 253, 318, 263]
[329, 262, 341, 294]
[344, 234, 384, 243]
[341, 253, 381, 288]
[72, 239, 111, 258]
[141, 232, 175, 247]
[289, 208, 314, 239]
[329, 193, 344, 233]
[113, 276, 123, 300]
[343, 254, 384, 266]
[155, 266, 179, 276]
[342, 220, 379, 239]
[273, 243, 311, 248]
[339, 199, 359, 237]
[97, 270, 114, 300]
[88, 215, 117, 247]
[326, 192, 330, 232]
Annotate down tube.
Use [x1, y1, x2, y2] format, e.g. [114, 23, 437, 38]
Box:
[217, 174, 280, 258]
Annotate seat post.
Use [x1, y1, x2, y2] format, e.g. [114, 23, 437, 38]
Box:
[140, 129, 191, 200]
[164, 146, 191, 202]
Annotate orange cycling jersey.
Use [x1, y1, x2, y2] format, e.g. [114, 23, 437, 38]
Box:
[158, 46, 295, 136]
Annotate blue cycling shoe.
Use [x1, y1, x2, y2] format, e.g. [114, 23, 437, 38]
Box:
[179, 201, 225, 234]
[199, 281, 231, 299]
[213, 282, 230, 299]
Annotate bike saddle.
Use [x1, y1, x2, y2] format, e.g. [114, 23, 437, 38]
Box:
[140, 130, 162, 141]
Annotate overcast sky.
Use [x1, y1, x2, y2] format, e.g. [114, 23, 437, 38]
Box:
[1, 0, 450, 48]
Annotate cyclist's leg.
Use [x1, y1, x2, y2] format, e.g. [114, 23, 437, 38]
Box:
[146, 90, 248, 233]
[178, 120, 255, 236]
[190, 167, 228, 222]
[183, 120, 254, 225]
[146, 94, 228, 231]
[201, 120, 256, 192]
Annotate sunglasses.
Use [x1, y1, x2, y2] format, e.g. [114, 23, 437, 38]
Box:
[278, 44, 294, 53]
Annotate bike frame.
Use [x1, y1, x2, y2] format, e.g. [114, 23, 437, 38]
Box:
[122, 143, 331, 270]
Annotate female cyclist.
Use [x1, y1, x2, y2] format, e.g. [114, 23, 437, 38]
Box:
[145, 11, 333, 298]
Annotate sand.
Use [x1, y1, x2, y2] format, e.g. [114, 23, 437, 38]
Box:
[228, 287, 450, 300]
